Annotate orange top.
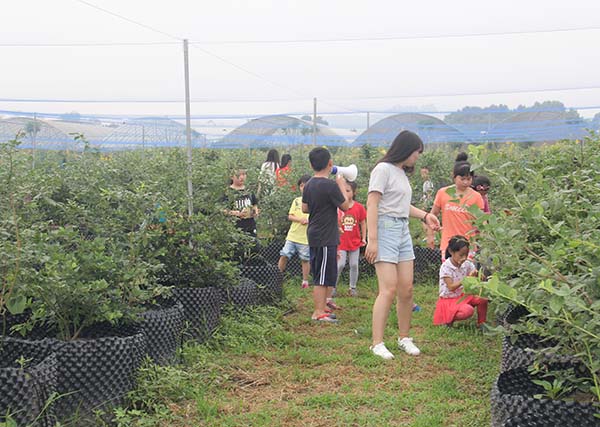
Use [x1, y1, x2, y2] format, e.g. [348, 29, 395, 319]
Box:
[433, 186, 484, 255]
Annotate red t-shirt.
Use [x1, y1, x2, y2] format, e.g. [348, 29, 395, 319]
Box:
[433, 186, 484, 255]
[275, 165, 291, 187]
[338, 202, 366, 251]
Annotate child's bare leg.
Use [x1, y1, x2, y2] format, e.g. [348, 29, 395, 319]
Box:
[301, 260, 310, 282]
[278, 256, 288, 273]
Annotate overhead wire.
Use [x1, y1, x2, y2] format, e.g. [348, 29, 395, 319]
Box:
[70, 0, 357, 112]
[9, 2, 600, 116]
[3, 84, 600, 105]
[73, 0, 182, 40]
[4, 25, 600, 47]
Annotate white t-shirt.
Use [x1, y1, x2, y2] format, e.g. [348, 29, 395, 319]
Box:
[368, 162, 412, 218]
[438, 258, 476, 298]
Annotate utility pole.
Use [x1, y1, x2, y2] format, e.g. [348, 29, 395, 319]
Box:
[312, 97, 317, 146]
[141, 124, 145, 159]
[32, 112, 37, 169]
[183, 39, 194, 218]
[367, 111, 370, 129]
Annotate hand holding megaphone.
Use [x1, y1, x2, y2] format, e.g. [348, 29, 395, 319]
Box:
[331, 164, 358, 181]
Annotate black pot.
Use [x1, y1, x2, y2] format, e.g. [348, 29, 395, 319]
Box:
[2, 324, 145, 425]
[501, 334, 574, 373]
[53, 323, 146, 424]
[220, 278, 261, 308]
[240, 261, 284, 304]
[172, 287, 222, 343]
[139, 300, 184, 365]
[0, 336, 57, 427]
[490, 366, 598, 427]
[498, 304, 529, 329]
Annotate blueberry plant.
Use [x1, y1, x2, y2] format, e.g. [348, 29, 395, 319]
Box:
[464, 135, 600, 405]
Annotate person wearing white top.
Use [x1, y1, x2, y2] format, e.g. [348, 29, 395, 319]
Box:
[365, 131, 441, 360]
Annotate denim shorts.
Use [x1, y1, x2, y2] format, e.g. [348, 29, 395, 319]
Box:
[375, 215, 415, 264]
[280, 240, 310, 261]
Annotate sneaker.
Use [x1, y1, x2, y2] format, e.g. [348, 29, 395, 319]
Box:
[301, 281, 309, 289]
[412, 304, 421, 312]
[370, 342, 394, 360]
[349, 288, 358, 297]
[398, 337, 421, 356]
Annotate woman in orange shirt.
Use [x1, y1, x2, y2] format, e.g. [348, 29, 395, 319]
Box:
[430, 155, 484, 260]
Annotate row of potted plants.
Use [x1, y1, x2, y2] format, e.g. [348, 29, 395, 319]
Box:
[464, 135, 600, 425]
[0, 138, 285, 424]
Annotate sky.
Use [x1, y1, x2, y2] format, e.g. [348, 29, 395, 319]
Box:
[2, 0, 600, 126]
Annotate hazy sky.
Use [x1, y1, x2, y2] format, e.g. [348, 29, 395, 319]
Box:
[2, 0, 600, 121]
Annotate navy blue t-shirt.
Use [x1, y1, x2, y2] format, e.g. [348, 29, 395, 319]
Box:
[302, 177, 345, 247]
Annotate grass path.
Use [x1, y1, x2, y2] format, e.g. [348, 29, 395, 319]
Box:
[122, 276, 501, 426]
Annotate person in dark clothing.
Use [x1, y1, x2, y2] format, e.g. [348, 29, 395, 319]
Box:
[223, 168, 259, 236]
[302, 147, 350, 323]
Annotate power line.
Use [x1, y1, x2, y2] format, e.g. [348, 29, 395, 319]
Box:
[3, 84, 600, 105]
[186, 44, 358, 113]
[5, 25, 600, 48]
[329, 85, 600, 102]
[188, 26, 600, 45]
[73, 0, 181, 40]
[0, 41, 178, 47]
[72, 1, 356, 112]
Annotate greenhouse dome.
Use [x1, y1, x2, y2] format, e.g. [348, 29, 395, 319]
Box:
[215, 115, 348, 148]
[351, 113, 466, 146]
[101, 117, 205, 151]
[489, 110, 588, 143]
[0, 117, 72, 150]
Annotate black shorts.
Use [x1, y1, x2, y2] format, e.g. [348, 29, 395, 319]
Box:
[310, 245, 338, 287]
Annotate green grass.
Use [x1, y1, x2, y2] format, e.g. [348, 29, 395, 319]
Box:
[116, 275, 501, 426]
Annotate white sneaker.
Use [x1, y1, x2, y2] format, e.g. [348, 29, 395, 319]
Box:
[398, 337, 421, 356]
[370, 342, 395, 360]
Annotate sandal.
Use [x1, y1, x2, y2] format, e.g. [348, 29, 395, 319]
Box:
[311, 313, 338, 323]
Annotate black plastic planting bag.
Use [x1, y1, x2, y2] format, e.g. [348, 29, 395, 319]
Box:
[490, 366, 598, 427]
[220, 277, 261, 308]
[260, 239, 302, 277]
[0, 337, 57, 427]
[1, 324, 145, 425]
[172, 287, 222, 342]
[52, 324, 145, 423]
[497, 304, 530, 329]
[241, 261, 284, 304]
[139, 301, 184, 365]
[501, 334, 574, 373]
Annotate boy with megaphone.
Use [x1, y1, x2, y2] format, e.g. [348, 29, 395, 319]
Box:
[302, 147, 352, 323]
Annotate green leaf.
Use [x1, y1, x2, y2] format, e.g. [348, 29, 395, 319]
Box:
[531, 379, 551, 389]
[549, 296, 564, 314]
[6, 295, 28, 315]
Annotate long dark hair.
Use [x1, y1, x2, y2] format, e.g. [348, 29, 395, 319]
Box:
[377, 130, 424, 174]
[265, 148, 280, 164]
[280, 153, 292, 168]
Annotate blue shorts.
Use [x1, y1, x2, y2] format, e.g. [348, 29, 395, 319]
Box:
[375, 215, 415, 264]
[310, 245, 338, 287]
[280, 240, 310, 261]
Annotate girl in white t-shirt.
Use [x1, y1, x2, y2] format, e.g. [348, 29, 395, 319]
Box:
[433, 235, 488, 327]
[365, 130, 441, 360]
